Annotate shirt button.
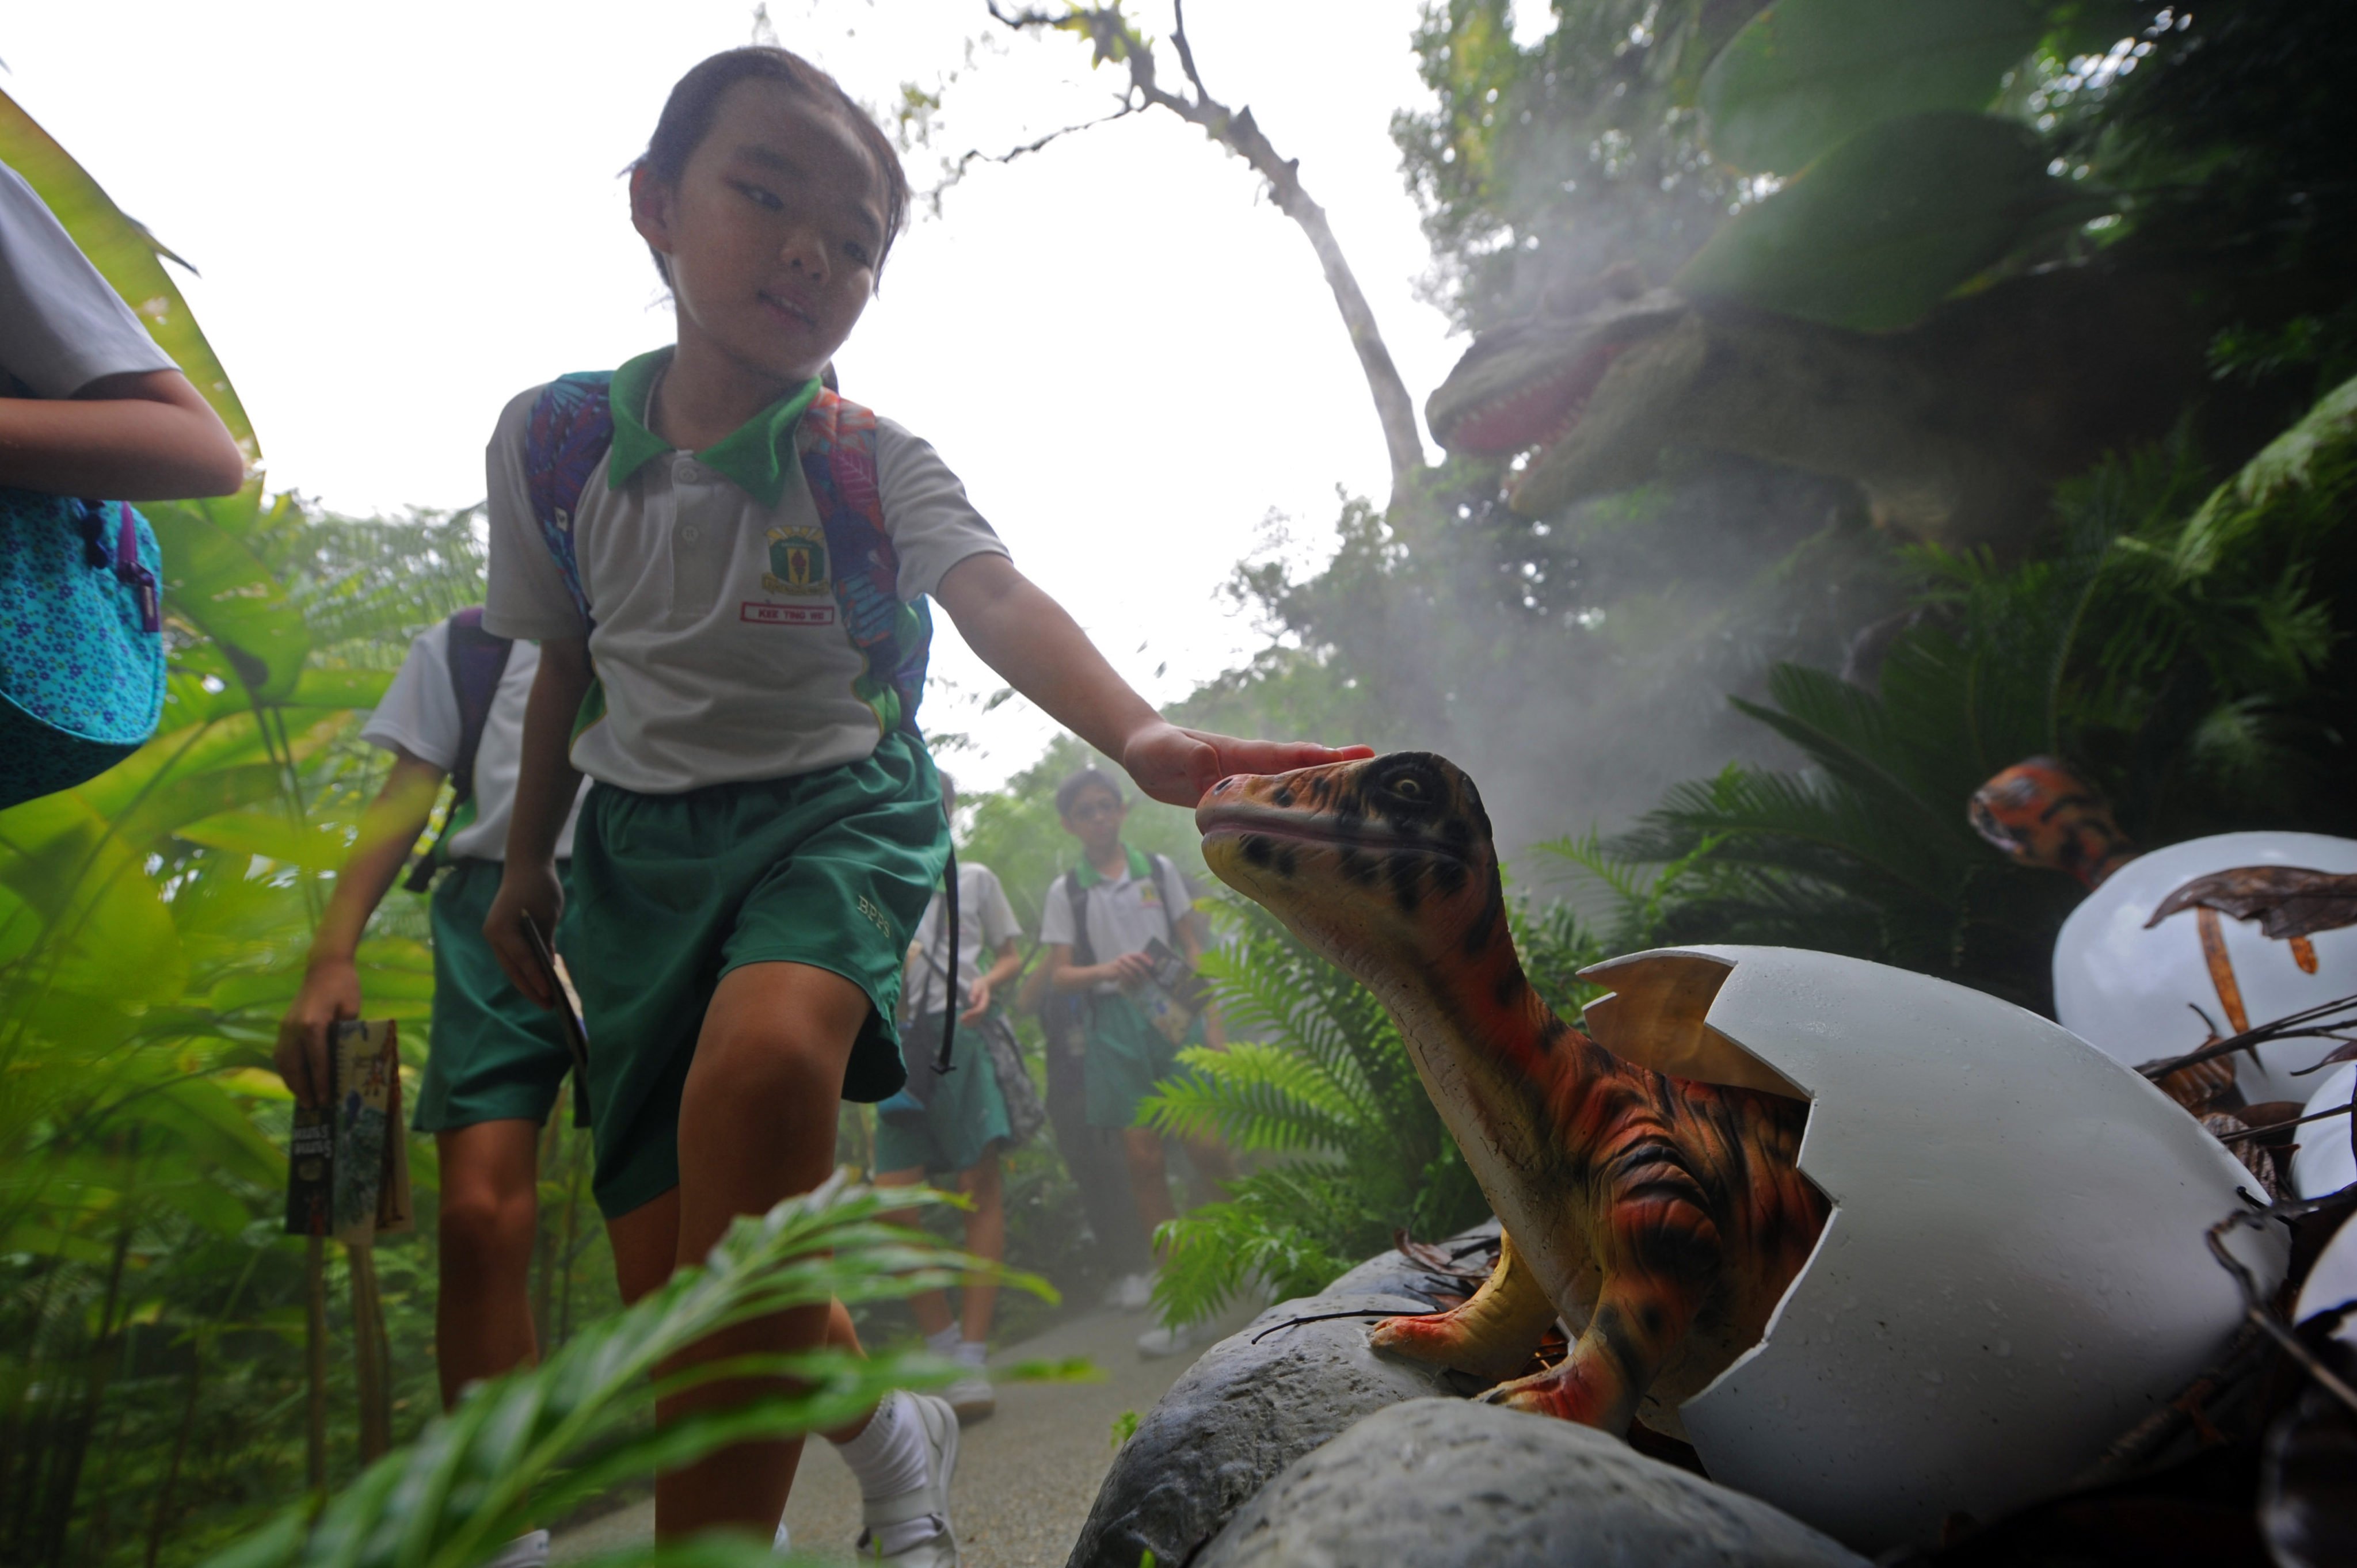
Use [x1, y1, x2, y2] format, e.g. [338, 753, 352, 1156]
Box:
[680, 525, 701, 543]
[677, 461, 705, 484]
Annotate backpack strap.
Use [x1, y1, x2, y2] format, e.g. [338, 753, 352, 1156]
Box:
[403, 609, 515, 893]
[524, 372, 617, 628]
[795, 390, 931, 738]
[1064, 868, 1097, 970]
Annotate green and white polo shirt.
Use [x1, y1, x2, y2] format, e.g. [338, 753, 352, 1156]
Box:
[481, 349, 1008, 794]
[1039, 845, 1202, 994]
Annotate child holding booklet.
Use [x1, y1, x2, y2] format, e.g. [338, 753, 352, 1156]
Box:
[477, 44, 1366, 1565]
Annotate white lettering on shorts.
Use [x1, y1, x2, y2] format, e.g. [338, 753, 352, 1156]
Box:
[741, 601, 837, 627]
[856, 895, 892, 936]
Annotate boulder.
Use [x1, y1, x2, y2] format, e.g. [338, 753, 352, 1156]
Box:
[1063, 1229, 1494, 1568]
[1196, 1399, 1874, 1568]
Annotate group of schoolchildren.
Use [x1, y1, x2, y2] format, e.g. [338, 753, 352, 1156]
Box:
[4, 41, 1365, 1568]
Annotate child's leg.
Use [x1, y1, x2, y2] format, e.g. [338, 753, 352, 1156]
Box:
[433, 1119, 543, 1410]
[875, 1164, 959, 1340]
[658, 959, 867, 1539]
[1120, 1127, 1178, 1248]
[957, 1151, 1004, 1344]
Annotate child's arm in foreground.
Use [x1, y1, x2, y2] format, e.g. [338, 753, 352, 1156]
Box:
[0, 368, 246, 499]
[482, 636, 592, 1005]
[274, 751, 447, 1105]
[934, 554, 1370, 807]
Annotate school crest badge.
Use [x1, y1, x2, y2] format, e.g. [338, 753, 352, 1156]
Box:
[763, 524, 830, 595]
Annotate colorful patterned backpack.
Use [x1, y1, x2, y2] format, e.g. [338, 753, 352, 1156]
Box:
[520, 373, 959, 1087]
[522, 373, 934, 737]
[0, 489, 163, 810]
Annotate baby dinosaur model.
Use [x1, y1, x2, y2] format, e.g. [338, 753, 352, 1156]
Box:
[1196, 751, 1829, 1438]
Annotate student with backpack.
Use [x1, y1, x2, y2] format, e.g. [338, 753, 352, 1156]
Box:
[1038, 768, 1236, 1359]
[874, 773, 1045, 1426]
[276, 611, 589, 1568]
[474, 44, 1366, 1562]
[0, 162, 246, 807]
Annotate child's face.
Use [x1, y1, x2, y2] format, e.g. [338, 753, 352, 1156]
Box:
[633, 79, 886, 386]
[1061, 787, 1127, 858]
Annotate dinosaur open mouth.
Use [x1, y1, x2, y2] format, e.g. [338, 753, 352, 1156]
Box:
[1438, 341, 1627, 464]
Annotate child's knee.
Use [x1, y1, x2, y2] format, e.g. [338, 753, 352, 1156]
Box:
[686, 1018, 852, 1112]
[440, 1182, 535, 1260]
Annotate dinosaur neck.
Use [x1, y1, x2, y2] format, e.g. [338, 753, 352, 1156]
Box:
[1370, 902, 1604, 1117]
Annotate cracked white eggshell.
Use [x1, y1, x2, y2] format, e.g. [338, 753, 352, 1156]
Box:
[2290, 1061, 2355, 1200]
[1581, 944, 2287, 1553]
[2052, 832, 2357, 1104]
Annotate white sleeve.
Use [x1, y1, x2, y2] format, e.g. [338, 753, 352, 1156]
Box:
[357, 624, 464, 770]
[0, 165, 177, 398]
[1038, 875, 1077, 945]
[974, 866, 1022, 945]
[875, 418, 1011, 600]
[482, 385, 592, 642]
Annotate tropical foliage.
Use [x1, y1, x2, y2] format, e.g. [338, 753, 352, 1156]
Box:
[1577, 373, 2357, 1008]
[196, 1180, 1053, 1568]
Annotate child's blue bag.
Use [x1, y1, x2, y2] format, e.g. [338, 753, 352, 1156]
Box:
[0, 489, 164, 809]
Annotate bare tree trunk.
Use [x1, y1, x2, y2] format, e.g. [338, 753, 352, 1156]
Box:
[989, 1, 1428, 502]
[304, 1235, 328, 1490]
[143, 1347, 201, 1568]
[349, 1244, 392, 1463]
[43, 1218, 132, 1568]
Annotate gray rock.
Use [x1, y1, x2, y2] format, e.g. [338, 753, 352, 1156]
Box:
[1197, 1399, 1874, 1568]
[1063, 1265, 1472, 1568]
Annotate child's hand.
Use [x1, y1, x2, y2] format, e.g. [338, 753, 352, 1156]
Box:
[1120, 722, 1375, 807]
[485, 861, 566, 1008]
[276, 956, 361, 1108]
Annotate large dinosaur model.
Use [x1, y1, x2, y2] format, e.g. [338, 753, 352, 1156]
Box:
[1427, 265, 2200, 553]
[1196, 750, 1829, 1437]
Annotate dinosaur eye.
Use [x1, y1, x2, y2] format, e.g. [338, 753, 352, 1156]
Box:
[1393, 778, 1424, 801]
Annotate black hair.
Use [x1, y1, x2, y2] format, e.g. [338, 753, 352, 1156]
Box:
[1056, 768, 1125, 817]
[633, 46, 909, 287]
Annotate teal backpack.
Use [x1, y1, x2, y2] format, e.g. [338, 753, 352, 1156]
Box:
[0, 490, 163, 809]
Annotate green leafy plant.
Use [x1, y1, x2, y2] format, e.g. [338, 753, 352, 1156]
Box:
[1579, 375, 2357, 1006]
[201, 1177, 1062, 1568]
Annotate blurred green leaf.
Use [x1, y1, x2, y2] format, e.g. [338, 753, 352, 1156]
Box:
[1676, 112, 2089, 331]
[1699, 0, 2050, 174]
[146, 500, 311, 698]
[0, 87, 256, 467]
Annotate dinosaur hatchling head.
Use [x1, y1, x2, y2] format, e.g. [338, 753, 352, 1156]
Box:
[1197, 751, 1503, 984]
[1425, 265, 1688, 516]
[1966, 756, 2136, 890]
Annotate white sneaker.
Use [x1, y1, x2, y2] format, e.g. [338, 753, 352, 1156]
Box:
[855, 1391, 961, 1565]
[1103, 1271, 1156, 1313]
[942, 1369, 994, 1422]
[1136, 1321, 1198, 1359]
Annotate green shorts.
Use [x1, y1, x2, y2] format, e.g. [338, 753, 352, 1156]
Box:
[874, 1010, 1014, 1176]
[413, 857, 577, 1134]
[561, 730, 946, 1219]
[1084, 990, 1204, 1130]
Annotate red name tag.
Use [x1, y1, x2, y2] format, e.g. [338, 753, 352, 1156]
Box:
[741, 601, 837, 627]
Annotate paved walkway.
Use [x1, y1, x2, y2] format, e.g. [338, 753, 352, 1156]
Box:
[551, 1298, 1258, 1567]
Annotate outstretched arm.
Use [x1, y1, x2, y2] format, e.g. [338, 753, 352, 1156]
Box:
[275, 749, 446, 1106]
[935, 553, 1370, 807]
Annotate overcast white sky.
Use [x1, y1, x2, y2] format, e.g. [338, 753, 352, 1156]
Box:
[6, 1, 1553, 788]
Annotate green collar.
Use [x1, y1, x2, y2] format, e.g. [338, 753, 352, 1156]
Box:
[604, 348, 823, 507]
[1073, 844, 1152, 890]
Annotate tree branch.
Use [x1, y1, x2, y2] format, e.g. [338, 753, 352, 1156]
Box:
[986, 1, 1429, 499]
